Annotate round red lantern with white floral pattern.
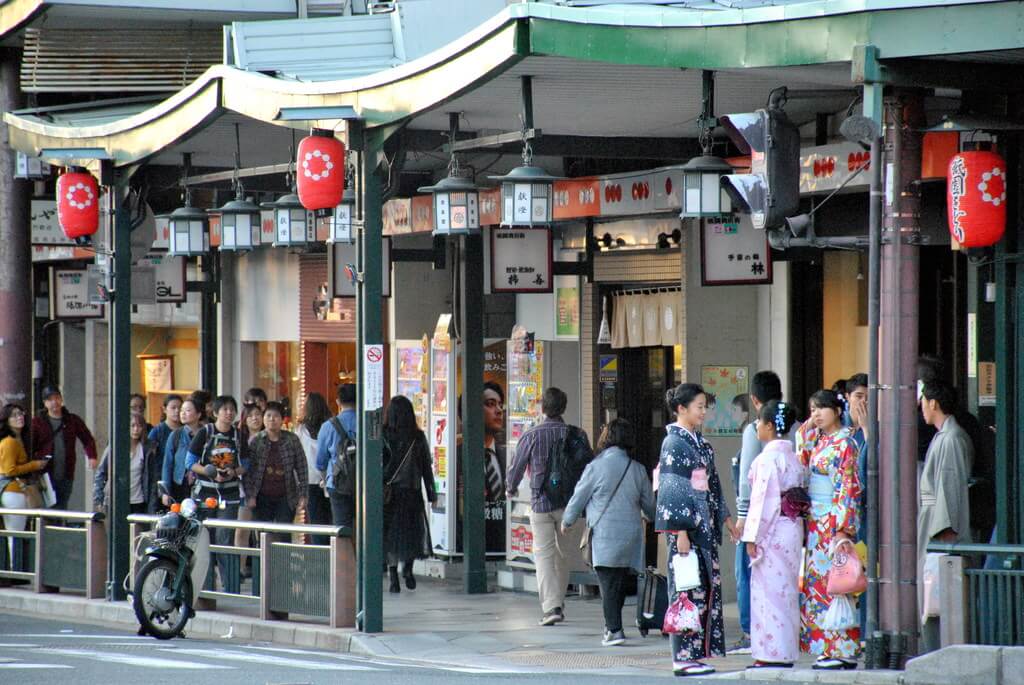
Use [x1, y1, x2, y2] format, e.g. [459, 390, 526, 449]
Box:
[56, 169, 100, 240]
[947, 150, 1007, 248]
[296, 132, 345, 215]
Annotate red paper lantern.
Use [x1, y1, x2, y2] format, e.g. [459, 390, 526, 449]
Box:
[56, 170, 100, 240]
[948, 150, 1007, 248]
[296, 133, 345, 213]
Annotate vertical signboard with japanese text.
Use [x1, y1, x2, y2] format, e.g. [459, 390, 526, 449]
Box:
[490, 228, 553, 293]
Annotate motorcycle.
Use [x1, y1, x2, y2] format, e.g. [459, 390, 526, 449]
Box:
[133, 468, 218, 640]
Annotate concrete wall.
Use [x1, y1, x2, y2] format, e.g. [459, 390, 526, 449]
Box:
[823, 250, 870, 385]
[235, 248, 299, 342]
[683, 228, 767, 602]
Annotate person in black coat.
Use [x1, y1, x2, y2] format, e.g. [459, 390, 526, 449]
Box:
[382, 395, 436, 593]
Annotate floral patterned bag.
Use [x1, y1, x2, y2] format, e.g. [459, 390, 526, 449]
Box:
[663, 594, 701, 634]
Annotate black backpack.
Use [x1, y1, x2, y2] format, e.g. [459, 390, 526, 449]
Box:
[329, 418, 357, 496]
[542, 426, 593, 510]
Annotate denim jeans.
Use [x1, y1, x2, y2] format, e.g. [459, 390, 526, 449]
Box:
[735, 541, 751, 635]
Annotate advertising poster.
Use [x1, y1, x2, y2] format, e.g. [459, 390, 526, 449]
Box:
[396, 337, 429, 428]
[555, 276, 580, 338]
[700, 365, 750, 437]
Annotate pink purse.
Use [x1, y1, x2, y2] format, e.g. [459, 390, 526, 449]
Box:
[826, 539, 867, 595]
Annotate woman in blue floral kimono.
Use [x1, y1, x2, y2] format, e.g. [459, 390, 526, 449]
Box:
[657, 383, 737, 677]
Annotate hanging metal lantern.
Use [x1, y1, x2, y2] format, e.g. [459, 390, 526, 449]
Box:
[213, 191, 261, 252]
[164, 201, 209, 257]
[327, 186, 356, 244]
[489, 164, 560, 227]
[419, 158, 480, 236]
[296, 130, 346, 216]
[680, 154, 733, 218]
[56, 168, 100, 242]
[948, 149, 1007, 248]
[263, 191, 313, 248]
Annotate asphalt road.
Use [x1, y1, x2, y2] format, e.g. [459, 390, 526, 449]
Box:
[0, 612, 751, 685]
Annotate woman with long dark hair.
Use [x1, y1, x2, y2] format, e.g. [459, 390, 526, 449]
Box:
[382, 395, 436, 593]
[799, 389, 862, 669]
[297, 392, 333, 541]
[656, 383, 737, 677]
[0, 403, 47, 562]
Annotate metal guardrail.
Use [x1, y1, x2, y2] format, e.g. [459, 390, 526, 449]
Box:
[0, 508, 106, 598]
[127, 514, 356, 628]
[927, 542, 1024, 646]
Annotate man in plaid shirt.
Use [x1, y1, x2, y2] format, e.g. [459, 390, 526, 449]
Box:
[507, 387, 592, 626]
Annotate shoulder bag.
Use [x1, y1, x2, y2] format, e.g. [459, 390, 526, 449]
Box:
[383, 439, 415, 507]
[579, 460, 632, 568]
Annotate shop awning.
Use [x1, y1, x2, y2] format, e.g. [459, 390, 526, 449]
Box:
[7, 0, 1024, 167]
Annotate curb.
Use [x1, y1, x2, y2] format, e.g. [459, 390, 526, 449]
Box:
[0, 588, 356, 652]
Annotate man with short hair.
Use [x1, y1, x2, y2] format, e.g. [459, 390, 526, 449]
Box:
[918, 381, 973, 652]
[31, 385, 99, 510]
[316, 384, 358, 529]
[507, 387, 592, 626]
[731, 370, 785, 654]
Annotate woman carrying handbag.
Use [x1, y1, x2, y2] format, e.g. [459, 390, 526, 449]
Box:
[382, 396, 436, 594]
[562, 419, 655, 647]
[0, 404, 49, 565]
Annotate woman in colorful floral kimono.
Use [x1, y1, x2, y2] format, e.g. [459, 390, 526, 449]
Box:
[800, 389, 862, 670]
[741, 400, 806, 669]
[656, 383, 737, 677]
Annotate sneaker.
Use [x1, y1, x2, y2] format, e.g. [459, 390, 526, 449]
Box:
[726, 633, 751, 655]
[602, 629, 626, 647]
[538, 607, 564, 626]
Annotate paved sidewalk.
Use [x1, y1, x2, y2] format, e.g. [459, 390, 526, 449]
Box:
[0, 576, 905, 682]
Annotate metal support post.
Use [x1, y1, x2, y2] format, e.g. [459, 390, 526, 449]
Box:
[357, 124, 385, 633]
[459, 233, 487, 594]
[0, 50, 32, 408]
[107, 172, 132, 601]
[864, 81, 884, 667]
[199, 253, 218, 394]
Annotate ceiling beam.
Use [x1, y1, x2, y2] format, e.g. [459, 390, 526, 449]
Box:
[858, 57, 1024, 92]
[401, 129, 701, 160]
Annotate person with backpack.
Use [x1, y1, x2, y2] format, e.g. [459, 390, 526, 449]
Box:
[162, 397, 203, 505]
[561, 418, 655, 647]
[185, 395, 249, 590]
[506, 387, 593, 626]
[316, 384, 358, 529]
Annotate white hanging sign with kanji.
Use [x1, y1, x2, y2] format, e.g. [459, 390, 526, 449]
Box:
[490, 228, 552, 293]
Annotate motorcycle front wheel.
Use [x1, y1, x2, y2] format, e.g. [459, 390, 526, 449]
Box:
[132, 556, 194, 640]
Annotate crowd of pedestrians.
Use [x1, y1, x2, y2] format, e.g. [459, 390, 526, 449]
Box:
[0, 363, 979, 672]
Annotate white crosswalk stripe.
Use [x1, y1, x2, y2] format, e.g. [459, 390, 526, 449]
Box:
[36, 648, 235, 670]
[165, 647, 383, 671]
[0, 664, 74, 669]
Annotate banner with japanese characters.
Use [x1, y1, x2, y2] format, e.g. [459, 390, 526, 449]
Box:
[489, 227, 553, 293]
[700, 214, 773, 286]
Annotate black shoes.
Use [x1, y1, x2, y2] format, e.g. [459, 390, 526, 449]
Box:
[404, 570, 416, 590]
[388, 567, 401, 594]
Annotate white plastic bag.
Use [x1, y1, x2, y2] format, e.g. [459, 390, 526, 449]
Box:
[39, 472, 57, 508]
[921, 552, 943, 621]
[821, 594, 858, 631]
[672, 553, 701, 591]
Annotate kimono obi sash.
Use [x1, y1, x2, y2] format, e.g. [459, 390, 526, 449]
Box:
[809, 472, 834, 520]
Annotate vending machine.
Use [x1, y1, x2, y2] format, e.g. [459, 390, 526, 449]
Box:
[504, 337, 584, 571]
[393, 336, 429, 429]
[428, 315, 458, 556]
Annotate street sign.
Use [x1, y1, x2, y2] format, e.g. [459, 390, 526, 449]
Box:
[51, 268, 104, 319]
[364, 344, 384, 411]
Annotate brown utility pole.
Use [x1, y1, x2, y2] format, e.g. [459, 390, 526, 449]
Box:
[878, 90, 926, 665]
[0, 49, 32, 409]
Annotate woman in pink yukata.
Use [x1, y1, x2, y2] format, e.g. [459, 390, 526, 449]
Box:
[740, 399, 807, 669]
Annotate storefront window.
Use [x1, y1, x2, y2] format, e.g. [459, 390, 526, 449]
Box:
[254, 342, 301, 417]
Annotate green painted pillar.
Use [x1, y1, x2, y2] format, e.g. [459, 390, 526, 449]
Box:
[107, 173, 132, 601]
[459, 233, 487, 594]
[357, 134, 385, 632]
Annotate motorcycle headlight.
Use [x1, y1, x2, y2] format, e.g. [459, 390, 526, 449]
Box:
[179, 498, 198, 518]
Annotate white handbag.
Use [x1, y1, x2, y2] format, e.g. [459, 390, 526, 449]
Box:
[672, 552, 701, 591]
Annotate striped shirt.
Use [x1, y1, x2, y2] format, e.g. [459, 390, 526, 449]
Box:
[507, 417, 588, 513]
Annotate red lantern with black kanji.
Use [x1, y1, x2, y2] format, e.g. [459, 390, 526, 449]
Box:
[296, 131, 345, 215]
[948, 150, 1007, 248]
[56, 169, 100, 240]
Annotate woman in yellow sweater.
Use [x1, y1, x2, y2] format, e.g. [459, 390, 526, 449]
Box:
[0, 403, 49, 562]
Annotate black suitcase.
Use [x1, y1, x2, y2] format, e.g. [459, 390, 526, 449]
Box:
[636, 567, 669, 637]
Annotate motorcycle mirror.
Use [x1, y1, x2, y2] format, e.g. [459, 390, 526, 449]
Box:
[204, 464, 218, 479]
[157, 481, 170, 498]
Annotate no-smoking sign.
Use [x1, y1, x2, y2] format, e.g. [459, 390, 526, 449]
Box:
[364, 344, 384, 411]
